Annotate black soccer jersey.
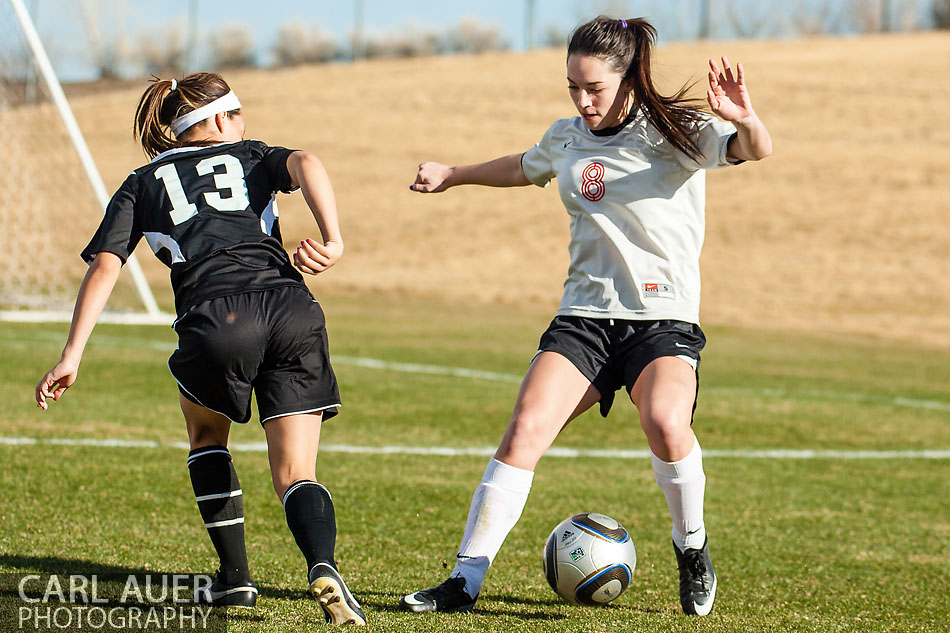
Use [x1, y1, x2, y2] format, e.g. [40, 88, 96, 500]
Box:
[82, 140, 307, 316]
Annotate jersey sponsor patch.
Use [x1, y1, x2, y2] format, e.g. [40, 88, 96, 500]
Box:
[643, 282, 675, 299]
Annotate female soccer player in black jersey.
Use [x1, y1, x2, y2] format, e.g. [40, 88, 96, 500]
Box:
[400, 16, 771, 617]
[35, 72, 366, 625]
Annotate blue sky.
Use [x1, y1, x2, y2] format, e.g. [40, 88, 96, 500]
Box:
[13, 0, 940, 81]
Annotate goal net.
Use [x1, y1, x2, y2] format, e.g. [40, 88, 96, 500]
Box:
[0, 0, 170, 324]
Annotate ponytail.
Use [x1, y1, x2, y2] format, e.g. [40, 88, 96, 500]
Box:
[133, 77, 177, 159]
[568, 16, 705, 162]
[133, 72, 234, 159]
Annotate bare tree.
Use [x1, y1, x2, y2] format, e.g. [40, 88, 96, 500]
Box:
[542, 24, 569, 48]
[78, 0, 130, 79]
[699, 0, 713, 39]
[845, 0, 919, 33]
[443, 17, 507, 54]
[209, 24, 255, 69]
[789, 0, 847, 36]
[272, 22, 338, 66]
[935, 0, 950, 28]
[896, 0, 918, 30]
[848, 0, 884, 32]
[139, 21, 186, 75]
[363, 25, 442, 59]
[722, 0, 780, 38]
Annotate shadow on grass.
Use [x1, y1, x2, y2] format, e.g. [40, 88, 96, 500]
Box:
[344, 589, 570, 621]
[259, 586, 417, 615]
[257, 584, 573, 622]
[0, 553, 181, 577]
[489, 592, 666, 616]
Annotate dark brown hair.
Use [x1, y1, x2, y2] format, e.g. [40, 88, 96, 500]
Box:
[133, 72, 236, 159]
[568, 16, 705, 161]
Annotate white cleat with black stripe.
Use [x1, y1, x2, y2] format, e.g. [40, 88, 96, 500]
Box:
[674, 538, 717, 616]
[399, 576, 477, 613]
[194, 570, 258, 608]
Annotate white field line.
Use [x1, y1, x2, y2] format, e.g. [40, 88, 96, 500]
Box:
[333, 355, 523, 384]
[5, 331, 948, 412]
[333, 358, 950, 413]
[1, 436, 948, 459]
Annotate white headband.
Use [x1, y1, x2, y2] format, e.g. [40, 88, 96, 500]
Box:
[170, 90, 242, 136]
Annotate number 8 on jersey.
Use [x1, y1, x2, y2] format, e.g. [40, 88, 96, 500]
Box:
[581, 161, 605, 202]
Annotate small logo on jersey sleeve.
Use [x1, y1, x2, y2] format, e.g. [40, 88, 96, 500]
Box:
[643, 283, 675, 299]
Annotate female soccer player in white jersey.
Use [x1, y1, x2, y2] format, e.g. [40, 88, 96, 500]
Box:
[400, 16, 772, 616]
[34, 72, 366, 625]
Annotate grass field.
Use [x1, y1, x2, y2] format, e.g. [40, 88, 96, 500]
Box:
[1, 294, 948, 632]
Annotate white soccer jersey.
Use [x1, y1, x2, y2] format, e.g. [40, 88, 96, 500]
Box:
[521, 110, 740, 324]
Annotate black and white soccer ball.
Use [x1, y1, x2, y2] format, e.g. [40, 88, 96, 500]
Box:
[543, 512, 636, 606]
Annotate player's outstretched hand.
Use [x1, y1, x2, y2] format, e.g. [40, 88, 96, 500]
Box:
[410, 162, 452, 193]
[35, 360, 79, 410]
[707, 56, 756, 124]
[294, 238, 343, 276]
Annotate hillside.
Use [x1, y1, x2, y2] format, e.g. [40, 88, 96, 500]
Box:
[67, 32, 950, 346]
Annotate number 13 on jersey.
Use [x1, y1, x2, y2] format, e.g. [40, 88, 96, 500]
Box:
[154, 155, 251, 225]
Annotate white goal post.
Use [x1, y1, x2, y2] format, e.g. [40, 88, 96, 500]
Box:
[0, 0, 172, 325]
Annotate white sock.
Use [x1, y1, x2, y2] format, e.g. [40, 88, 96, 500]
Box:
[652, 438, 707, 551]
[451, 457, 534, 598]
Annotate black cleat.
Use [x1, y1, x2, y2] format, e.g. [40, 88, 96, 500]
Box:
[308, 562, 367, 626]
[399, 576, 477, 613]
[194, 570, 258, 608]
[674, 538, 717, 616]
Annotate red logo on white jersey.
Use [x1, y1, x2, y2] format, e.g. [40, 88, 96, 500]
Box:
[581, 162, 605, 202]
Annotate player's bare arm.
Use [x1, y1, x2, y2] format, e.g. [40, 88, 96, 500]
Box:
[707, 56, 772, 162]
[35, 251, 122, 410]
[286, 150, 343, 275]
[410, 153, 530, 193]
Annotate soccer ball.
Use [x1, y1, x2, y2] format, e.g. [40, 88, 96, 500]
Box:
[543, 512, 636, 606]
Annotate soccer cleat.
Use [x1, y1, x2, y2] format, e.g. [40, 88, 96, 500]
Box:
[399, 576, 477, 613]
[308, 562, 367, 626]
[673, 538, 717, 616]
[194, 570, 258, 607]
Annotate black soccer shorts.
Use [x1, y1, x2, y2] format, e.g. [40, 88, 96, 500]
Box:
[169, 285, 340, 425]
[536, 316, 706, 418]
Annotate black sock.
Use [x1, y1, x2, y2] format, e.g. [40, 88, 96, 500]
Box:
[187, 445, 250, 584]
[282, 480, 336, 576]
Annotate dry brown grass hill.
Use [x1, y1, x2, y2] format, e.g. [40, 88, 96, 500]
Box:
[67, 32, 949, 347]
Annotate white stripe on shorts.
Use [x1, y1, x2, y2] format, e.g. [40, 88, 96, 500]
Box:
[261, 403, 341, 425]
[676, 354, 699, 370]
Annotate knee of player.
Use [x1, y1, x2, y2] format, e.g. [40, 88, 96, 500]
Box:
[271, 470, 307, 500]
[638, 404, 691, 441]
[271, 479, 291, 501]
[504, 409, 558, 452]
